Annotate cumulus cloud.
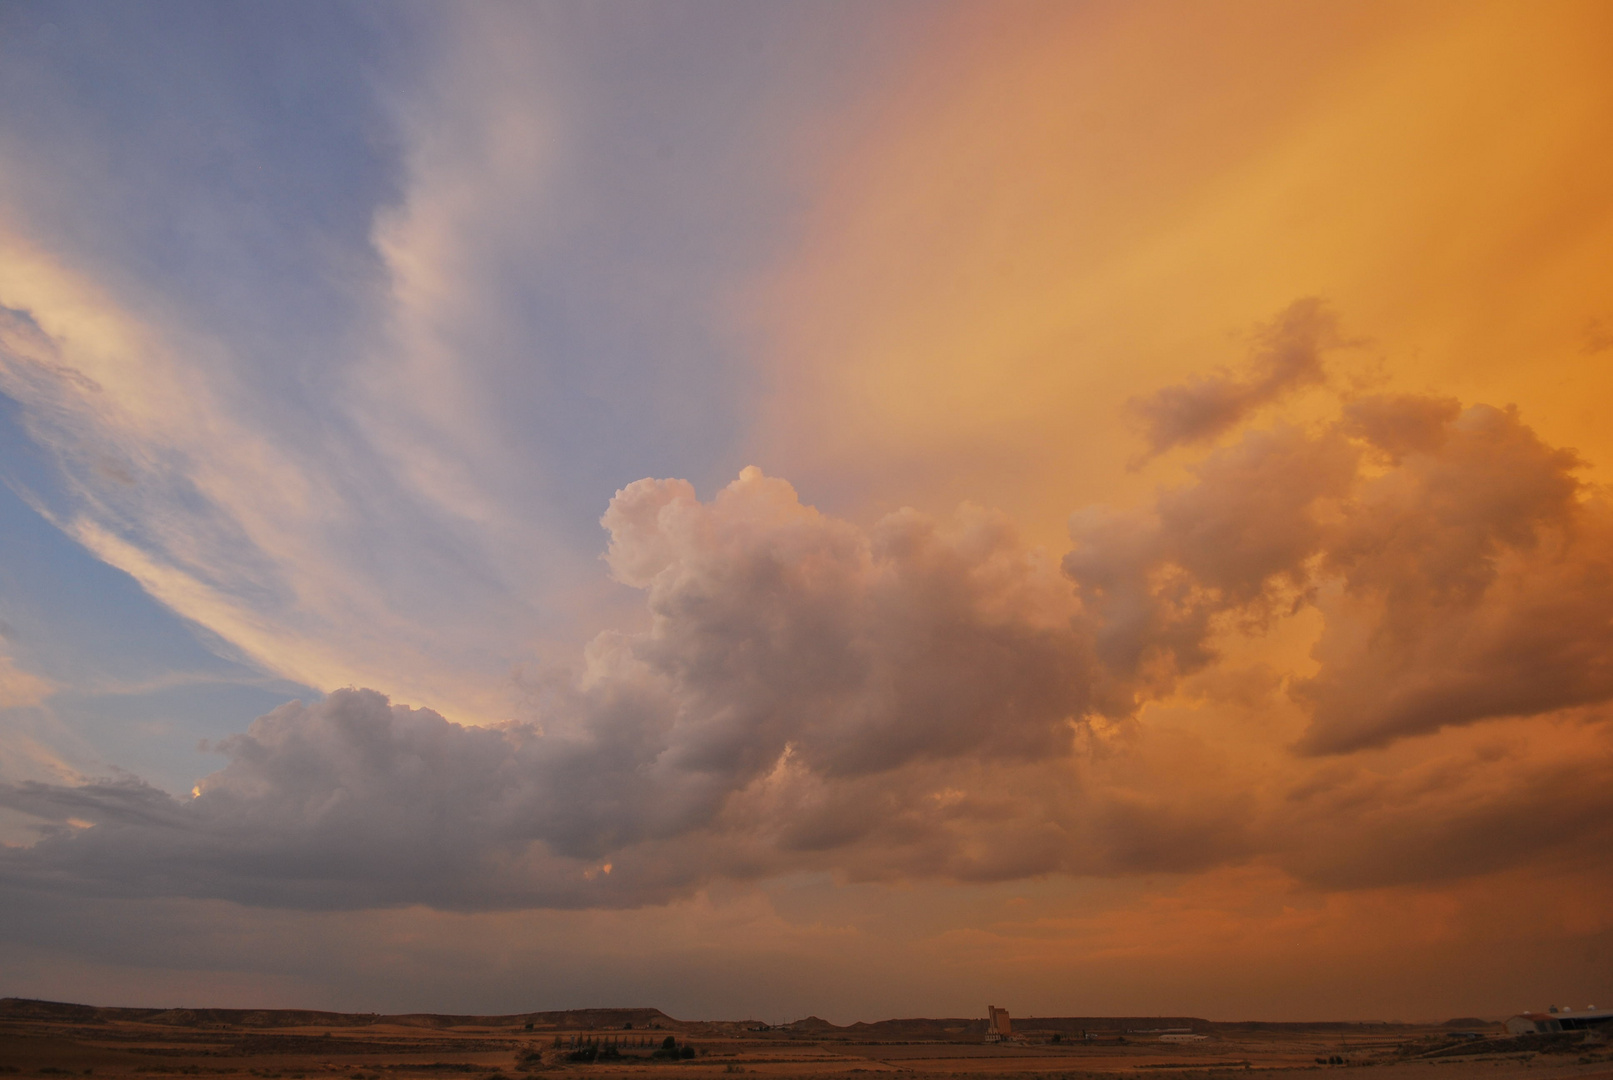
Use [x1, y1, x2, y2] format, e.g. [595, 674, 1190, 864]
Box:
[1299, 403, 1612, 751]
[1129, 297, 1346, 456]
[0, 469, 1112, 907]
[1066, 424, 1357, 707]
[1068, 391, 1613, 753]
[5, 382, 1612, 911]
[595, 468, 1094, 778]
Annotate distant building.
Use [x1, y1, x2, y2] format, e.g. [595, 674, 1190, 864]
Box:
[1505, 1006, 1613, 1035]
[985, 1006, 1012, 1042]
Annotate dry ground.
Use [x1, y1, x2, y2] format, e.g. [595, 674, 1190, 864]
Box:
[3, 1000, 1611, 1080]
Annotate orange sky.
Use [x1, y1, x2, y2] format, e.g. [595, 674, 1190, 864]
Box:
[717, 0, 1613, 1017]
[747, 0, 1613, 544]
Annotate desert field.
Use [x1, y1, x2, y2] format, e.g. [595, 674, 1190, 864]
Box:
[3, 1000, 1610, 1080]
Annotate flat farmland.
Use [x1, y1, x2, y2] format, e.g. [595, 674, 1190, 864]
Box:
[4, 1000, 1612, 1080]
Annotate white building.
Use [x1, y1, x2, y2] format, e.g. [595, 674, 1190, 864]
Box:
[1504, 1006, 1612, 1035]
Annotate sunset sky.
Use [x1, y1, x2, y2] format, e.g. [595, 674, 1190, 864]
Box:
[2, 0, 1612, 1023]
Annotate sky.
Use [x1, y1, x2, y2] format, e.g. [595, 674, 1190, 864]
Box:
[1, 0, 1611, 1024]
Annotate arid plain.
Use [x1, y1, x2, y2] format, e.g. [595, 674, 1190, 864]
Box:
[4, 1001, 1612, 1080]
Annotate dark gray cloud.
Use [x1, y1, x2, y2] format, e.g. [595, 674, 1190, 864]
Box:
[1129, 297, 1344, 456]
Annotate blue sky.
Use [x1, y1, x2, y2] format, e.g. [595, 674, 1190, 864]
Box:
[0, 0, 925, 780]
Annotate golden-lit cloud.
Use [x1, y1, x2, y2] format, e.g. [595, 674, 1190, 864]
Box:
[7, 386, 1612, 920]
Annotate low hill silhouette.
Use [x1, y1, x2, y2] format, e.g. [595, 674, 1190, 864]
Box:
[0, 998, 688, 1032]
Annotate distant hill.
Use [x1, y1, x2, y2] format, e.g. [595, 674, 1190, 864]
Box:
[0, 998, 687, 1032]
[0, 997, 1435, 1036]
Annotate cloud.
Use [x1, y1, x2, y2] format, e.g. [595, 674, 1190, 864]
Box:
[3, 376, 1611, 912]
[1278, 713, 1613, 889]
[1128, 297, 1345, 457]
[0, 469, 1112, 907]
[1066, 423, 1357, 708]
[1298, 402, 1612, 752]
[597, 467, 1094, 777]
[1069, 387, 1613, 753]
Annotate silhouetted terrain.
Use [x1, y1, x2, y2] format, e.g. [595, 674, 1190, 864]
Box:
[3, 997, 1606, 1080]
